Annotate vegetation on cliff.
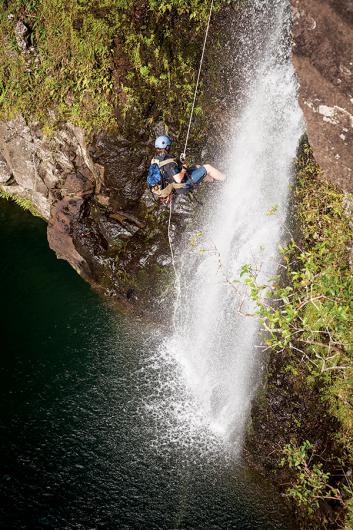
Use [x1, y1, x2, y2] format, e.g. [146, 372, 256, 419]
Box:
[247, 141, 353, 529]
[0, 0, 230, 135]
[0, 189, 42, 217]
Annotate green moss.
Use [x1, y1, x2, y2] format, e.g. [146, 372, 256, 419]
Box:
[0, 190, 43, 218]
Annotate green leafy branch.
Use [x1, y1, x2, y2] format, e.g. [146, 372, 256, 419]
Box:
[280, 441, 344, 513]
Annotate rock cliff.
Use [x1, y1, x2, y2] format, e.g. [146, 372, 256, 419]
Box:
[291, 0, 353, 192]
[0, 117, 171, 311]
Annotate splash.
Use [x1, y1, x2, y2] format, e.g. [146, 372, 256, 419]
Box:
[146, 0, 303, 451]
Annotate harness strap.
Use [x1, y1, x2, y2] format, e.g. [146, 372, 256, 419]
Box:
[151, 157, 177, 168]
[152, 182, 186, 199]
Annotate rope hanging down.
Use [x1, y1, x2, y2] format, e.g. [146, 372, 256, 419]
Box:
[182, 0, 215, 159]
[168, 198, 182, 328]
[168, 0, 215, 311]
[168, 198, 178, 280]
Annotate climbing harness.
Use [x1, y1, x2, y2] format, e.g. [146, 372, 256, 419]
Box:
[181, 0, 215, 161]
[151, 181, 186, 199]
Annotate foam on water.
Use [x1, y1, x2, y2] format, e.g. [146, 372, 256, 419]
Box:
[145, 0, 304, 452]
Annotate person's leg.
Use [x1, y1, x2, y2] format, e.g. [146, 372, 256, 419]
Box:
[203, 164, 226, 181]
[188, 165, 207, 185]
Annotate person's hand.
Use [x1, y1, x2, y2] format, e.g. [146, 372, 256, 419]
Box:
[174, 168, 187, 183]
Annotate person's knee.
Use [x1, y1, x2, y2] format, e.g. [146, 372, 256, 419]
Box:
[203, 164, 226, 181]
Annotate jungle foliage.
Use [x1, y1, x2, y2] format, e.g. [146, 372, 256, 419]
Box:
[0, 0, 230, 134]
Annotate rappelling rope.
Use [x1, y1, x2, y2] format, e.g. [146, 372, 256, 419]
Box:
[168, 198, 177, 279]
[182, 0, 215, 159]
[168, 198, 181, 328]
[168, 0, 214, 323]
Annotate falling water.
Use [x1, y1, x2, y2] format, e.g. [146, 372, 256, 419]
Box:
[147, 0, 304, 451]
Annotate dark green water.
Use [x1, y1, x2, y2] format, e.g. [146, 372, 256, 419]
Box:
[0, 199, 293, 529]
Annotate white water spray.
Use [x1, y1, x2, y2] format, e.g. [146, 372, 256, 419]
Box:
[147, 0, 303, 451]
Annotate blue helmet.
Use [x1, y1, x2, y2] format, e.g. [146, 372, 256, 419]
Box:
[154, 135, 172, 149]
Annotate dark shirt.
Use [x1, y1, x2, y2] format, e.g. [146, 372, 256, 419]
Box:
[153, 153, 181, 186]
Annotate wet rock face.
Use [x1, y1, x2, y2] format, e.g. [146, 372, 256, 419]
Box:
[90, 133, 150, 211]
[47, 197, 91, 279]
[0, 119, 108, 282]
[0, 116, 174, 312]
[291, 0, 353, 192]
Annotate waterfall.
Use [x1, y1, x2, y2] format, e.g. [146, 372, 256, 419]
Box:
[146, 0, 303, 452]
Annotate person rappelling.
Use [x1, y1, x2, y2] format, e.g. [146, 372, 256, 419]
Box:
[147, 135, 225, 202]
[146, 0, 224, 203]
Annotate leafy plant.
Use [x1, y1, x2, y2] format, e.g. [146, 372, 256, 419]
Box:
[280, 441, 342, 513]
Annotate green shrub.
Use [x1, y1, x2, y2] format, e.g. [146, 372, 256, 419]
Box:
[0, 0, 228, 133]
[280, 441, 343, 513]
